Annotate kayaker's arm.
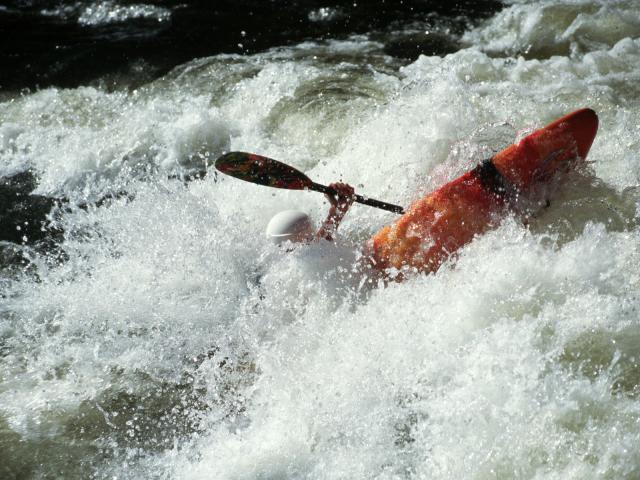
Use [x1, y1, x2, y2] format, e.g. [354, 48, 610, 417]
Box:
[316, 182, 355, 241]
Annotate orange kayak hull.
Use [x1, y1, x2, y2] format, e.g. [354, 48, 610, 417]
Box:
[369, 108, 599, 274]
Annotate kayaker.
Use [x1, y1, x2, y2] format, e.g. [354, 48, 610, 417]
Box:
[264, 109, 598, 278]
[265, 182, 355, 244]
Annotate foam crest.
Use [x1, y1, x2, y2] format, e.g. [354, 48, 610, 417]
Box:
[0, 87, 230, 199]
[464, 0, 640, 58]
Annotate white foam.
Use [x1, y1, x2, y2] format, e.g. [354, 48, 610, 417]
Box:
[41, 1, 172, 25]
[464, 0, 640, 58]
[0, 87, 230, 199]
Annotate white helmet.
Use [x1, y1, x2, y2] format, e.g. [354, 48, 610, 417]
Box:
[266, 210, 314, 245]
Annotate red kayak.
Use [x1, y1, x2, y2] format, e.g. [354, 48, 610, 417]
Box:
[367, 108, 599, 275]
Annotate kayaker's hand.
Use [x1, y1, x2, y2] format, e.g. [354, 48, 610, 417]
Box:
[326, 182, 355, 213]
[317, 182, 355, 241]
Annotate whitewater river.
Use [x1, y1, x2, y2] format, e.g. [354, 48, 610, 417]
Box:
[2, 0, 640, 478]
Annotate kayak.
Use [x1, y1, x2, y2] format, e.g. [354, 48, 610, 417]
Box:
[367, 108, 599, 275]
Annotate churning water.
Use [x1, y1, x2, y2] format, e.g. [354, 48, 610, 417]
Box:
[2, 0, 640, 478]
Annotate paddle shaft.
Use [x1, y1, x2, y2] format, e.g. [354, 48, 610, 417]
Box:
[214, 151, 405, 214]
[310, 182, 405, 214]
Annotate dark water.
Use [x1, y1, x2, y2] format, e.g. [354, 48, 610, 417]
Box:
[0, 0, 501, 91]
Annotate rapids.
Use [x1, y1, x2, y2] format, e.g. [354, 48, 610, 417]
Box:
[2, 0, 640, 478]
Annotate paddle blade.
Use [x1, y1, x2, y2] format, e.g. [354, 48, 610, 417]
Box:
[215, 152, 312, 190]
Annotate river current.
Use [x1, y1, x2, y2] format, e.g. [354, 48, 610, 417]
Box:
[2, 1, 640, 478]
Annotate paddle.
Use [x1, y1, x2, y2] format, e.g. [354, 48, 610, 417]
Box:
[215, 151, 405, 214]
